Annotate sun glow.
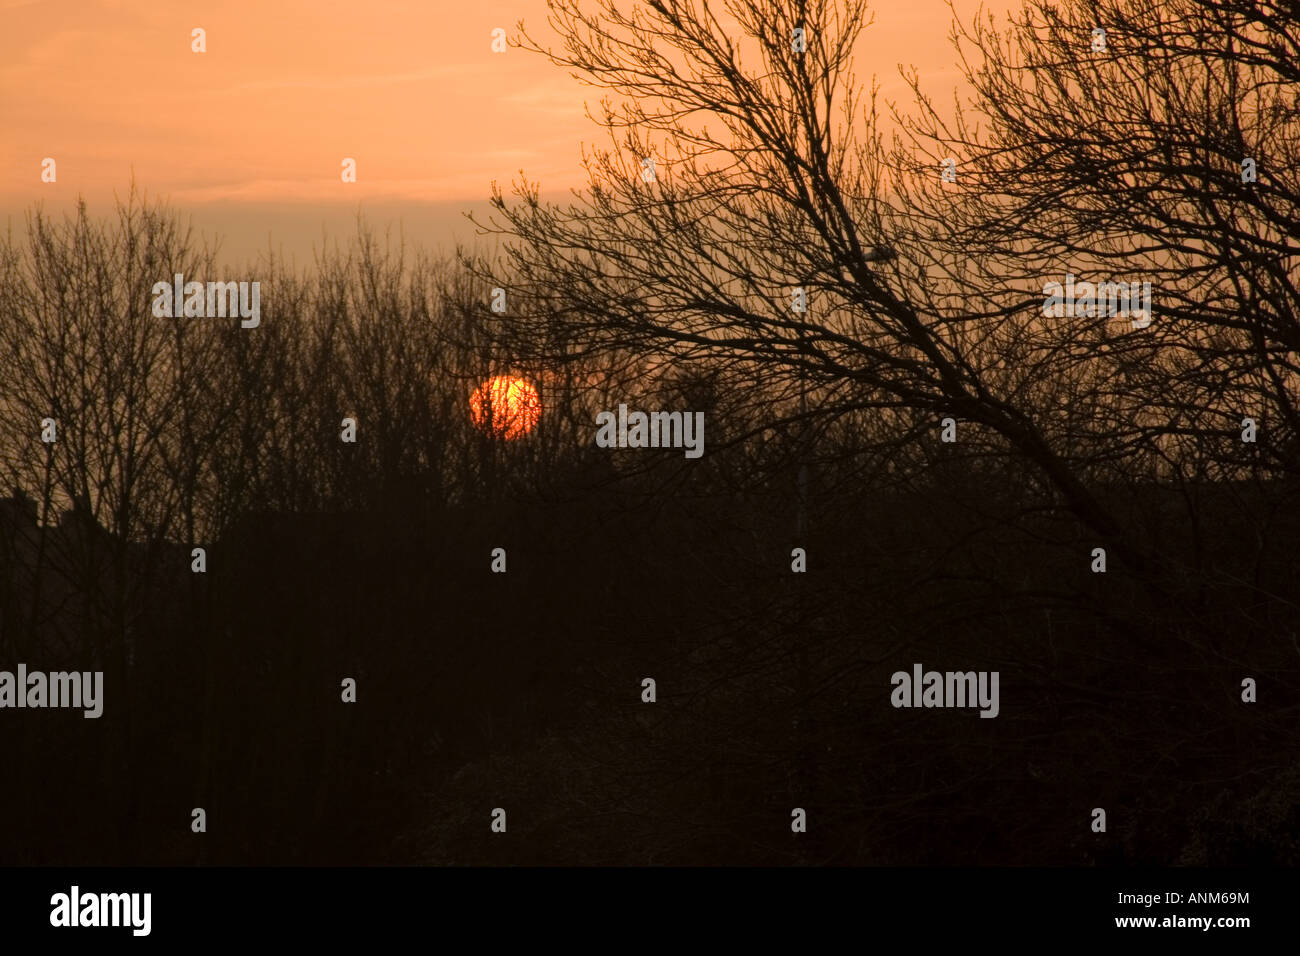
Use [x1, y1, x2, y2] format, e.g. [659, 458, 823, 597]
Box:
[469, 376, 541, 439]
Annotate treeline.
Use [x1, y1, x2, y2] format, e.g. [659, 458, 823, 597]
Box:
[0, 191, 1291, 865]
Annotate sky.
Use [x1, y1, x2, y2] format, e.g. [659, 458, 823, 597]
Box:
[1, 0, 1019, 265]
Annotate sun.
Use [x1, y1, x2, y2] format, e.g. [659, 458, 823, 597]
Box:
[469, 376, 541, 439]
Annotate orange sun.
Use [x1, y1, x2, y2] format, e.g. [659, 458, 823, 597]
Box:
[470, 375, 541, 439]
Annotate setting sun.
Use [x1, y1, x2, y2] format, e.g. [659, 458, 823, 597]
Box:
[469, 376, 541, 439]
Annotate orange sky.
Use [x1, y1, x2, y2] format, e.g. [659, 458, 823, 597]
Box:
[1, 0, 1019, 262]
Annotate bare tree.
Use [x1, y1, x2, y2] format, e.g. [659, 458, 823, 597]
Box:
[469, 0, 1161, 581]
[891, 0, 1300, 620]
